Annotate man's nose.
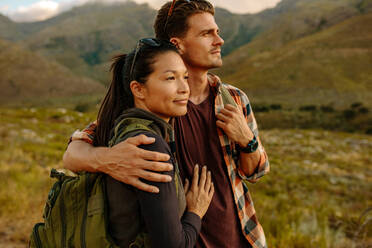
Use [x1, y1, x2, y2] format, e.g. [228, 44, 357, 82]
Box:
[215, 34, 224, 46]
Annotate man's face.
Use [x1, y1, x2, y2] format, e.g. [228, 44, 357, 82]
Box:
[177, 12, 224, 70]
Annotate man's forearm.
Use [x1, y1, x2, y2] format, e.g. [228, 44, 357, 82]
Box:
[239, 149, 261, 176]
[63, 140, 105, 173]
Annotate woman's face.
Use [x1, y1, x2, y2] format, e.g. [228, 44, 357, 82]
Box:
[133, 51, 189, 121]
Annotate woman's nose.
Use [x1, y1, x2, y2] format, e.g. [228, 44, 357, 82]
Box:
[178, 78, 190, 94]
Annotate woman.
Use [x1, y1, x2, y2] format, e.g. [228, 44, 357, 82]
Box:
[93, 38, 214, 248]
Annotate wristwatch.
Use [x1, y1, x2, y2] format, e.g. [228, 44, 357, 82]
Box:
[236, 136, 259, 153]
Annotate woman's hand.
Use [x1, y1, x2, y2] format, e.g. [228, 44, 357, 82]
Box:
[184, 164, 214, 218]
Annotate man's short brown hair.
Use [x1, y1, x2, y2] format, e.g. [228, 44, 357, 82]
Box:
[154, 0, 215, 41]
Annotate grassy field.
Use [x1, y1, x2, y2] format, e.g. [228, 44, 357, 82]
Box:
[0, 107, 371, 247]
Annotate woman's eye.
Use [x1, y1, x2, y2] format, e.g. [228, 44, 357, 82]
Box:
[184, 76, 189, 80]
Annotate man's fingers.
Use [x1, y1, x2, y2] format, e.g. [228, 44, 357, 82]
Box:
[216, 113, 229, 122]
[191, 164, 199, 192]
[219, 108, 234, 117]
[224, 104, 238, 112]
[139, 160, 173, 172]
[198, 166, 207, 190]
[139, 170, 172, 183]
[127, 178, 160, 193]
[140, 149, 170, 162]
[216, 120, 227, 130]
[125, 134, 156, 146]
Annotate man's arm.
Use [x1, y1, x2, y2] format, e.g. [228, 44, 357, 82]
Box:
[216, 92, 269, 183]
[63, 127, 173, 193]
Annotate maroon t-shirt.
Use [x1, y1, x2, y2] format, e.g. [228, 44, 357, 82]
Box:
[174, 90, 251, 248]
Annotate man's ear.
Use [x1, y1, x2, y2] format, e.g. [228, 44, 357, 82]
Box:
[130, 80, 146, 100]
[170, 37, 185, 55]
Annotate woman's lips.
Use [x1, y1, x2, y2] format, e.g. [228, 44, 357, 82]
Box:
[174, 99, 188, 105]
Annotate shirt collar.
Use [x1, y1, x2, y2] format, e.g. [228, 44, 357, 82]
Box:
[207, 72, 222, 96]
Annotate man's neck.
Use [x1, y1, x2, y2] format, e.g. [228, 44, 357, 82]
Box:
[187, 68, 210, 105]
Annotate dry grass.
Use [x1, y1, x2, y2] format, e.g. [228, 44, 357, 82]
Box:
[0, 107, 371, 247]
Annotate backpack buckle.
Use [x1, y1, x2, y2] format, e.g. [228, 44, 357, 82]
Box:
[50, 168, 65, 181]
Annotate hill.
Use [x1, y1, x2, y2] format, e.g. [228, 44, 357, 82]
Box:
[0, 39, 105, 106]
[0, 14, 22, 41]
[0, 2, 272, 83]
[220, 0, 372, 76]
[218, 13, 372, 107]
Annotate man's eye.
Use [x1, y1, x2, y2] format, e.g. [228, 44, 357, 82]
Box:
[167, 76, 175, 80]
[184, 76, 189, 80]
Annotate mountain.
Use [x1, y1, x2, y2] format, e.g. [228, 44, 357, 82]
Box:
[0, 2, 269, 83]
[218, 13, 372, 107]
[0, 39, 104, 105]
[0, 14, 22, 41]
[1, 0, 371, 107]
[220, 0, 372, 76]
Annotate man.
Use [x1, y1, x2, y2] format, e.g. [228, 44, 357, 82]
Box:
[63, 1, 269, 247]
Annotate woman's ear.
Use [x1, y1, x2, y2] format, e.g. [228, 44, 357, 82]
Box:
[130, 80, 146, 100]
[170, 37, 184, 55]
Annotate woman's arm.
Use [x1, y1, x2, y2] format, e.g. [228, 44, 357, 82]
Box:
[134, 132, 213, 248]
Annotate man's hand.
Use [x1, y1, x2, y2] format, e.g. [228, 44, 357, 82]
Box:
[216, 104, 254, 146]
[63, 135, 173, 193]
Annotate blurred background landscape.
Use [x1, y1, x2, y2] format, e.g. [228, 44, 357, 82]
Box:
[0, 0, 371, 247]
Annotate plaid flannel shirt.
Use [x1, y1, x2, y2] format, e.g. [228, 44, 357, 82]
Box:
[70, 73, 270, 248]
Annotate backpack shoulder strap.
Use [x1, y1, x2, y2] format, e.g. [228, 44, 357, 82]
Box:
[109, 118, 156, 147]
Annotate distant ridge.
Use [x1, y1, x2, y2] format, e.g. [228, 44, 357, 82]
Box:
[0, 0, 371, 107]
[218, 13, 372, 107]
[0, 39, 104, 105]
[0, 2, 265, 83]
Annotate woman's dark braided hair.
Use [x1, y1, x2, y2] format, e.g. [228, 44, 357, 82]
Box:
[94, 39, 178, 146]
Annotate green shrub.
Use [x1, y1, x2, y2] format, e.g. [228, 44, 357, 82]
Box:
[351, 102, 363, 109]
[74, 102, 91, 113]
[320, 105, 334, 113]
[299, 105, 317, 111]
[359, 107, 369, 114]
[253, 104, 270, 113]
[270, 104, 282, 110]
[342, 109, 357, 119]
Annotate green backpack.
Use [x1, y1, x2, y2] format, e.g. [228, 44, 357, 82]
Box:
[29, 169, 118, 248]
[29, 118, 184, 248]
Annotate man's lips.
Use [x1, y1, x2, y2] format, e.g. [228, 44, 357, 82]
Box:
[211, 49, 221, 54]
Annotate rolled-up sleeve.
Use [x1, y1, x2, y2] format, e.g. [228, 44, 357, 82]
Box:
[237, 90, 270, 183]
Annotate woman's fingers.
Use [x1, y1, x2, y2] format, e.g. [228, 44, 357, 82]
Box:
[208, 183, 215, 198]
[191, 164, 199, 192]
[184, 178, 190, 193]
[205, 171, 212, 191]
[198, 166, 207, 191]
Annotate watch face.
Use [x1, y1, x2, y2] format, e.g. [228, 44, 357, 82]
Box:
[252, 140, 259, 152]
[238, 137, 259, 153]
